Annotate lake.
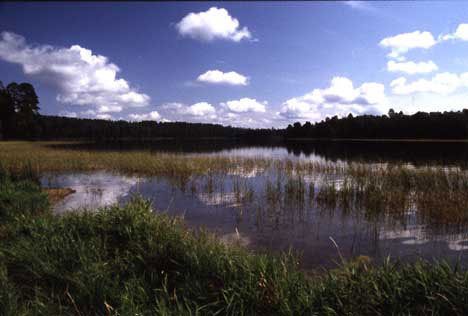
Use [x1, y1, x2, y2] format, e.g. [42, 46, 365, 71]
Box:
[40, 140, 468, 270]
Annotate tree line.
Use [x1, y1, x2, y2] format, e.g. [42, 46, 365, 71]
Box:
[286, 109, 468, 139]
[4, 81, 468, 140]
[0, 81, 280, 140]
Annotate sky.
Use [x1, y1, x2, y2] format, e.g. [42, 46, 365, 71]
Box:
[2, 1, 468, 128]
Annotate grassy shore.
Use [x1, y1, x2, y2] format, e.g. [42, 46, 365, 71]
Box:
[3, 141, 468, 314]
[1, 172, 468, 315]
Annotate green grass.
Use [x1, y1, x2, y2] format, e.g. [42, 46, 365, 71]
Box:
[1, 174, 468, 315]
[0, 196, 310, 315]
[0, 164, 49, 222]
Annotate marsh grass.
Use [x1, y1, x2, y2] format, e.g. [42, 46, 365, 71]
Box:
[2, 176, 468, 315]
[0, 193, 311, 315]
[0, 165, 49, 222]
[3, 141, 468, 230]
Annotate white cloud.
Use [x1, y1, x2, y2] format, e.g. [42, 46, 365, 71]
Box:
[380, 31, 437, 60]
[196, 70, 248, 85]
[96, 114, 112, 120]
[387, 60, 438, 74]
[222, 98, 266, 113]
[390, 72, 468, 95]
[183, 102, 216, 116]
[389, 91, 468, 115]
[58, 111, 77, 118]
[441, 23, 468, 41]
[343, 1, 375, 12]
[128, 111, 161, 121]
[156, 100, 275, 128]
[97, 105, 123, 113]
[176, 7, 251, 42]
[0, 31, 150, 115]
[81, 109, 96, 116]
[279, 77, 386, 121]
[160, 102, 216, 120]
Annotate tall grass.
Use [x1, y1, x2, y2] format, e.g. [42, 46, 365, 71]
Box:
[2, 176, 468, 314]
[0, 164, 49, 222]
[4, 142, 468, 230]
[0, 196, 310, 315]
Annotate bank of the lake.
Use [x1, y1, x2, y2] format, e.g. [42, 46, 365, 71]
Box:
[3, 141, 468, 269]
[2, 172, 468, 315]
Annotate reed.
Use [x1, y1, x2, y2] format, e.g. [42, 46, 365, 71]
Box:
[4, 141, 468, 232]
[2, 176, 468, 315]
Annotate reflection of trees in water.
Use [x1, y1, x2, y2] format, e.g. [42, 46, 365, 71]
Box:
[285, 141, 468, 167]
[46, 139, 468, 167]
[47, 139, 282, 154]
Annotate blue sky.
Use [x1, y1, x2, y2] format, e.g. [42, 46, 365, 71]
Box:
[2, 1, 468, 127]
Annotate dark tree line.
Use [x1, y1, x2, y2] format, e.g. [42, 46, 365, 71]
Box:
[0, 81, 280, 140]
[286, 109, 468, 139]
[4, 81, 468, 141]
[32, 116, 281, 140]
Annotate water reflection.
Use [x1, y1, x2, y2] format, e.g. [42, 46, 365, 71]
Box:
[284, 140, 468, 167]
[39, 140, 468, 268]
[48, 139, 468, 166]
[41, 172, 139, 212]
[41, 165, 468, 269]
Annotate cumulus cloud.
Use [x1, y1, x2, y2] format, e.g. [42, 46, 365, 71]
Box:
[176, 7, 251, 42]
[156, 100, 275, 128]
[387, 60, 438, 74]
[390, 72, 468, 95]
[196, 70, 248, 85]
[185, 102, 216, 116]
[97, 105, 123, 113]
[441, 23, 468, 41]
[380, 31, 437, 60]
[161, 102, 216, 117]
[0, 31, 150, 116]
[222, 98, 266, 113]
[128, 111, 161, 121]
[279, 77, 386, 121]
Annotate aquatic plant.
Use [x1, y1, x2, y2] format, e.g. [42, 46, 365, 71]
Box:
[2, 180, 468, 315]
[4, 141, 468, 235]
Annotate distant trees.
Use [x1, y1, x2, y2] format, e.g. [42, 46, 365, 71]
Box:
[4, 80, 468, 141]
[0, 81, 40, 139]
[285, 110, 468, 140]
[30, 116, 281, 140]
[0, 81, 282, 140]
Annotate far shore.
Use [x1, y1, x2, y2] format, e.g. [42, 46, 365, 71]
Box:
[3, 137, 468, 143]
[286, 138, 468, 143]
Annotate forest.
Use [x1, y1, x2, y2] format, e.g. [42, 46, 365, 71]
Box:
[285, 109, 468, 139]
[3, 80, 468, 140]
[0, 81, 279, 140]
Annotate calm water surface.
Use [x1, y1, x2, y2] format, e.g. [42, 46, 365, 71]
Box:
[40, 140, 468, 269]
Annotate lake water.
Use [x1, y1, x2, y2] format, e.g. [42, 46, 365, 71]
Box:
[40, 140, 468, 270]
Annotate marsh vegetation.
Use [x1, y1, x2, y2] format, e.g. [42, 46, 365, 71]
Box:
[2, 141, 468, 263]
[2, 141, 468, 314]
[2, 169, 468, 315]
